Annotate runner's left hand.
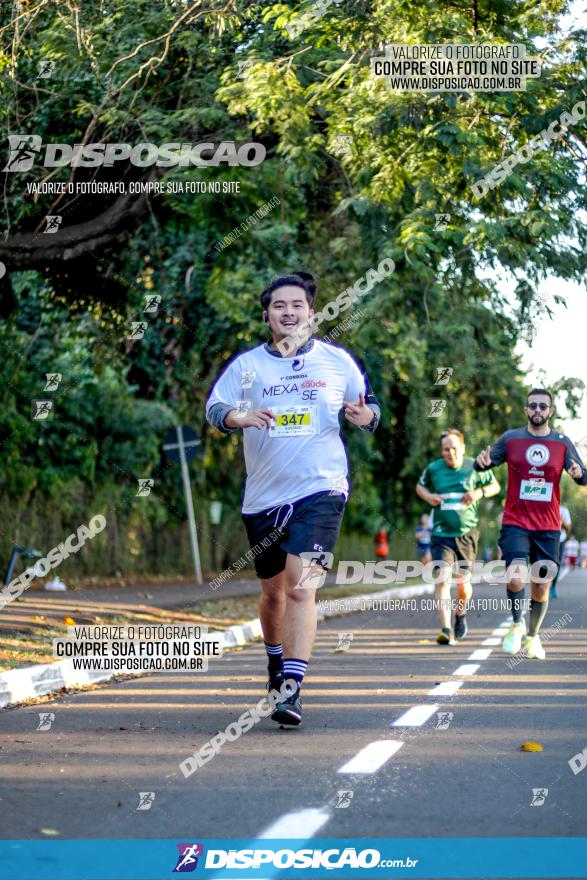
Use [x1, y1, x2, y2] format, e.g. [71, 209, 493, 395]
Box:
[568, 460, 583, 479]
[343, 393, 374, 427]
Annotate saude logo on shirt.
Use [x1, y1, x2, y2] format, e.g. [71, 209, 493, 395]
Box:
[525, 444, 550, 466]
[264, 376, 327, 401]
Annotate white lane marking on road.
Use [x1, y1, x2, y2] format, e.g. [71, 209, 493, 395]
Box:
[258, 807, 331, 838]
[468, 649, 492, 661]
[392, 705, 439, 727]
[482, 637, 501, 645]
[492, 628, 508, 636]
[428, 681, 463, 695]
[338, 740, 403, 774]
[452, 664, 480, 675]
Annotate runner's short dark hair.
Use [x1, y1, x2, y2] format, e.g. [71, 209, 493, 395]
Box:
[527, 388, 552, 404]
[440, 428, 464, 446]
[260, 272, 316, 310]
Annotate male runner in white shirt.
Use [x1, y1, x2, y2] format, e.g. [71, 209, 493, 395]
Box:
[206, 272, 380, 725]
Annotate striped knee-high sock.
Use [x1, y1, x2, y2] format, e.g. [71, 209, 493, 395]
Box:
[282, 658, 308, 691]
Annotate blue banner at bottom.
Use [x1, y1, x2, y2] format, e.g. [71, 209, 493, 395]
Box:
[1, 837, 586, 879]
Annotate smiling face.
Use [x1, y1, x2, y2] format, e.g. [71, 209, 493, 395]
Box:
[525, 392, 553, 429]
[265, 285, 314, 343]
[441, 433, 465, 469]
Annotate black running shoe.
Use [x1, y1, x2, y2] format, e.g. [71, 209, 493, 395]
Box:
[454, 613, 468, 641]
[271, 689, 302, 726]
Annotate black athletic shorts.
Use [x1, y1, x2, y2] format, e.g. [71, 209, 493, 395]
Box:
[498, 524, 560, 580]
[430, 528, 479, 579]
[242, 491, 346, 580]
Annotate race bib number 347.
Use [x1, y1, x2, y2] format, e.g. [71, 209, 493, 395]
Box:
[269, 405, 318, 437]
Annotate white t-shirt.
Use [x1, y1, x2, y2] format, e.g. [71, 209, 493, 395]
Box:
[206, 340, 368, 513]
[579, 541, 587, 557]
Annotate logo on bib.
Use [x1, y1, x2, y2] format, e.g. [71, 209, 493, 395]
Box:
[526, 444, 550, 466]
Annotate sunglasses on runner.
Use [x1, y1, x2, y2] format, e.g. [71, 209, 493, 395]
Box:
[527, 402, 550, 411]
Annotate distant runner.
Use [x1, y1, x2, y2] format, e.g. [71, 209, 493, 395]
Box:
[206, 272, 380, 726]
[475, 388, 587, 659]
[551, 504, 571, 598]
[415, 513, 432, 565]
[416, 429, 500, 644]
[565, 535, 579, 568]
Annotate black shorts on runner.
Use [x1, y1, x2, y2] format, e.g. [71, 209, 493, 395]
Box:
[498, 524, 560, 580]
[430, 528, 479, 578]
[242, 491, 346, 580]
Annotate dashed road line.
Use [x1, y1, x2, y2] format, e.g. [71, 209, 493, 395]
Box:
[337, 740, 404, 774]
[452, 663, 480, 675]
[392, 704, 439, 727]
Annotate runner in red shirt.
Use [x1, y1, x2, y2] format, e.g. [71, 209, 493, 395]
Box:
[475, 388, 587, 660]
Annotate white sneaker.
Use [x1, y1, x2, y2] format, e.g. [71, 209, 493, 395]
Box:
[502, 621, 526, 654]
[523, 634, 546, 660]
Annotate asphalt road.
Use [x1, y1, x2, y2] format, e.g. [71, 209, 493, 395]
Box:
[1, 569, 586, 851]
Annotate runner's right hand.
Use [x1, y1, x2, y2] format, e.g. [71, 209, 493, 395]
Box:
[476, 446, 492, 469]
[428, 494, 444, 507]
[229, 408, 275, 430]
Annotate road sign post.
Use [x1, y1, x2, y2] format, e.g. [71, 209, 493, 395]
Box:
[163, 425, 203, 585]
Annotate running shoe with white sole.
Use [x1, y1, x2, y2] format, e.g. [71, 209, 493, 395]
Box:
[271, 689, 302, 726]
[502, 621, 526, 654]
[523, 634, 546, 660]
[436, 629, 456, 646]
